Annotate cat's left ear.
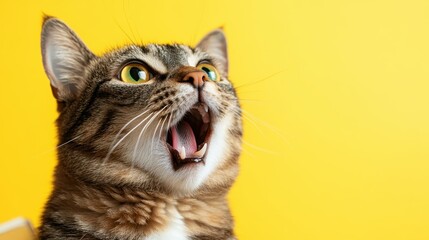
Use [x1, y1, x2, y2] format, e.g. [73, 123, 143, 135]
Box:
[41, 17, 95, 101]
[196, 29, 228, 75]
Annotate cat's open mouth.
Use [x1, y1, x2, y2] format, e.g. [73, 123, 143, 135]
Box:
[166, 103, 211, 170]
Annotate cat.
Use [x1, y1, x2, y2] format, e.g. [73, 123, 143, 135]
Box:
[38, 16, 242, 240]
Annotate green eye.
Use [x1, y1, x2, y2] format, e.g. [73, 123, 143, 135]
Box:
[120, 63, 151, 84]
[197, 63, 220, 82]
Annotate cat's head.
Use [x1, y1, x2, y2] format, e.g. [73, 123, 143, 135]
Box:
[41, 17, 242, 194]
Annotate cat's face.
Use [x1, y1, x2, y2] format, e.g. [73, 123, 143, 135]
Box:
[41, 18, 242, 194]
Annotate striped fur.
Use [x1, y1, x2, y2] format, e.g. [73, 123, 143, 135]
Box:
[39, 18, 242, 239]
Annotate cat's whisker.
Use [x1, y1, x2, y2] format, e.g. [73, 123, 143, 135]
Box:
[207, 95, 278, 155]
[228, 103, 286, 142]
[113, 19, 134, 45]
[37, 134, 83, 157]
[57, 135, 82, 149]
[241, 108, 286, 142]
[227, 105, 285, 156]
[242, 139, 279, 155]
[150, 118, 162, 156]
[131, 112, 159, 162]
[103, 112, 154, 164]
[234, 70, 284, 91]
[240, 145, 257, 159]
[108, 109, 152, 152]
[132, 106, 167, 162]
[159, 114, 169, 142]
[166, 111, 174, 130]
[151, 113, 169, 156]
[106, 108, 152, 151]
[232, 107, 264, 136]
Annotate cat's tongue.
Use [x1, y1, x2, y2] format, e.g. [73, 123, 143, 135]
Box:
[171, 121, 197, 157]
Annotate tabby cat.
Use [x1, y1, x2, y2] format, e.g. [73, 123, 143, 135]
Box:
[38, 17, 242, 240]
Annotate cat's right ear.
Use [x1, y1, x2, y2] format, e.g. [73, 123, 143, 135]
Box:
[41, 17, 95, 101]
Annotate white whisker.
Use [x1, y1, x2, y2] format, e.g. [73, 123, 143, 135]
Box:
[103, 111, 154, 164]
[150, 118, 163, 156]
[158, 114, 169, 142]
[241, 108, 286, 142]
[132, 105, 167, 162]
[234, 70, 284, 90]
[57, 135, 81, 149]
[151, 113, 169, 155]
[229, 105, 264, 136]
[166, 111, 173, 130]
[242, 139, 279, 155]
[106, 108, 152, 156]
[37, 134, 82, 157]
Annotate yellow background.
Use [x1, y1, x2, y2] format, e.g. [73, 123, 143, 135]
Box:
[1, 0, 429, 239]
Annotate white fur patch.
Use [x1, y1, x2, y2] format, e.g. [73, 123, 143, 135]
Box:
[145, 207, 188, 240]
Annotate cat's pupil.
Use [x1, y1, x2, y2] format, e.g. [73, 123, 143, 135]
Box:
[130, 67, 145, 81]
[202, 67, 216, 81]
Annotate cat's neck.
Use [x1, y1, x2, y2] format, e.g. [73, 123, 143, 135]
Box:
[46, 164, 234, 239]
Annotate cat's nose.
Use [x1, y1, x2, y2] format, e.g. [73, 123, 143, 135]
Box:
[182, 71, 207, 88]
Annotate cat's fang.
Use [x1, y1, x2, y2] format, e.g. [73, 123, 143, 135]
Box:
[192, 143, 207, 158]
[179, 146, 186, 160]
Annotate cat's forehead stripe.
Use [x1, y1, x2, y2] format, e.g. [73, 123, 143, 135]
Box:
[136, 52, 168, 74]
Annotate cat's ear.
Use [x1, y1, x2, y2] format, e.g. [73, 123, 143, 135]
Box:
[196, 29, 228, 75]
[41, 17, 95, 101]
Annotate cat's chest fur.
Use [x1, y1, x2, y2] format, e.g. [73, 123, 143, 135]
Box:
[43, 175, 234, 239]
[145, 208, 188, 240]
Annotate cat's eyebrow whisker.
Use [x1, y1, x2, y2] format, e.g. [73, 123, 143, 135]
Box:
[113, 17, 135, 45]
[103, 111, 154, 164]
[132, 106, 167, 162]
[122, 0, 138, 44]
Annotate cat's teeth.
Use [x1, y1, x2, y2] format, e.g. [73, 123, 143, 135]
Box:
[179, 146, 186, 160]
[204, 105, 208, 112]
[193, 143, 207, 158]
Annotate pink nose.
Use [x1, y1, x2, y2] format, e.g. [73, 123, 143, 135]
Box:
[182, 71, 207, 88]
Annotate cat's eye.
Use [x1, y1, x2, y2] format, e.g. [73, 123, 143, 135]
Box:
[120, 63, 151, 84]
[197, 63, 220, 82]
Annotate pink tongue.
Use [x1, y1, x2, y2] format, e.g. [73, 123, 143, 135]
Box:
[171, 121, 197, 156]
